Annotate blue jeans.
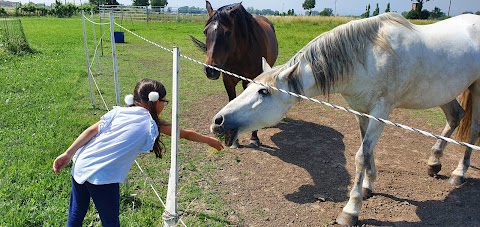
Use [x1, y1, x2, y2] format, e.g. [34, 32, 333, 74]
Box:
[67, 177, 120, 227]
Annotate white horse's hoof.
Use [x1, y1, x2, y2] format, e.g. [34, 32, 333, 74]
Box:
[362, 188, 373, 200]
[427, 164, 442, 177]
[336, 212, 358, 226]
[448, 175, 465, 186]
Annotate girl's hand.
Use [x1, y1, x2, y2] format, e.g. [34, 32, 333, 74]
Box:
[207, 137, 224, 151]
[52, 152, 72, 174]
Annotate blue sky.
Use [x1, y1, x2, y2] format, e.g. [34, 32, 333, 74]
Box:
[21, 0, 480, 16]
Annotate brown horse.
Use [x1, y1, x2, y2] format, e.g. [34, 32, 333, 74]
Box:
[192, 1, 278, 148]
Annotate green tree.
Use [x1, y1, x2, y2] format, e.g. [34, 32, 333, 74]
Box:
[372, 3, 380, 16]
[385, 3, 391, 12]
[419, 9, 430, 19]
[319, 8, 333, 16]
[151, 0, 167, 7]
[429, 6, 445, 19]
[22, 3, 37, 15]
[51, 0, 78, 18]
[361, 4, 370, 18]
[133, 0, 149, 6]
[405, 9, 419, 19]
[287, 9, 295, 16]
[302, 0, 315, 15]
[0, 7, 6, 15]
[89, 0, 108, 7]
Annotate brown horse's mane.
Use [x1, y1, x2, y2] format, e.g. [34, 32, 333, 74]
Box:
[268, 13, 413, 96]
[206, 3, 265, 46]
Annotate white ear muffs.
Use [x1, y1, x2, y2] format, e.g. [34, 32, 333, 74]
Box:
[124, 94, 134, 106]
[148, 92, 160, 102]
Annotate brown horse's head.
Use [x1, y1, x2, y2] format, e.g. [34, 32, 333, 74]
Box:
[203, 1, 243, 80]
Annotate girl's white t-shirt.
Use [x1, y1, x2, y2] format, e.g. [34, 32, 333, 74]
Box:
[72, 106, 158, 185]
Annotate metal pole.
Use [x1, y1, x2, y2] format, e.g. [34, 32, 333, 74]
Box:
[82, 11, 96, 109]
[163, 46, 180, 227]
[335, 0, 337, 16]
[448, 0, 452, 17]
[109, 11, 121, 106]
[91, 10, 101, 75]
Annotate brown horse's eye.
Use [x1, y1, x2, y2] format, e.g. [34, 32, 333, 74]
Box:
[225, 31, 232, 37]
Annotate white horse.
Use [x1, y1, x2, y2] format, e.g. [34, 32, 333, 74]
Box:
[210, 12, 480, 225]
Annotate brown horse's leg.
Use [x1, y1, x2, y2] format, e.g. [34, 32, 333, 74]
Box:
[427, 99, 464, 176]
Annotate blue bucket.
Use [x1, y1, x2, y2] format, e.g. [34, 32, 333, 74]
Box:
[114, 31, 124, 43]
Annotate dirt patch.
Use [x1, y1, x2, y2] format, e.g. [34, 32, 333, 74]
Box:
[183, 94, 480, 226]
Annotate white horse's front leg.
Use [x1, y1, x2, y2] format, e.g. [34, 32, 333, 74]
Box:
[337, 110, 388, 226]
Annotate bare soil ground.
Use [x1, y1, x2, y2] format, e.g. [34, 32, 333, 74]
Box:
[183, 94, 480, 226]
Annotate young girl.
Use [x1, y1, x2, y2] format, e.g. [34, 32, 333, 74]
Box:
[53, 78, 223, 226]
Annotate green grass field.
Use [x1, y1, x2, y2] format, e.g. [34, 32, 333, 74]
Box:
[0, 15, 441, 226]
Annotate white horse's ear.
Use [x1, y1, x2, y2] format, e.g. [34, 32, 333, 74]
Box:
[262, 57, 272, 72]
[278, 62, 299, 80]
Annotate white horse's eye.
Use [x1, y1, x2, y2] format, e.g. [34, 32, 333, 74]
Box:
[258, 88, 269, 95]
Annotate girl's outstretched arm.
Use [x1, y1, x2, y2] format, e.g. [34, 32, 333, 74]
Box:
[52, 120, 103, 174]
[160, 125, 224, 151]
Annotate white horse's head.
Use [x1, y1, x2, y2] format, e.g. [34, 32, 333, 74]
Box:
[210, 58, 309, 146]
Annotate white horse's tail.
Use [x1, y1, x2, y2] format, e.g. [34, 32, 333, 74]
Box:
[456, 89, 474, 143]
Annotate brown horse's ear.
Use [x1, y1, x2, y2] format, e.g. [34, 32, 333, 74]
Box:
[262, 57, 272, 72]
[206, 1, 216, 17]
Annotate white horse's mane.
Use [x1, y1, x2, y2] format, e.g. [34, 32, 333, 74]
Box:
[270, 13, 413, 96]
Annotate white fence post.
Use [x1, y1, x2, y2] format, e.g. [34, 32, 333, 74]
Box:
[163, 46, 180, 226]
[109, 11, 121, 106]
[82, 11, 95, 109]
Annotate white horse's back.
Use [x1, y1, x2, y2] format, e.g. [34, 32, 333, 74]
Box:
[362, 13, 480, 109]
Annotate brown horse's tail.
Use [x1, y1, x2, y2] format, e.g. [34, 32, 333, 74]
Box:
[456, 89, 474, 143]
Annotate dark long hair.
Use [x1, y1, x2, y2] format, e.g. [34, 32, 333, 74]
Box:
[130, 78, 167, 158]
